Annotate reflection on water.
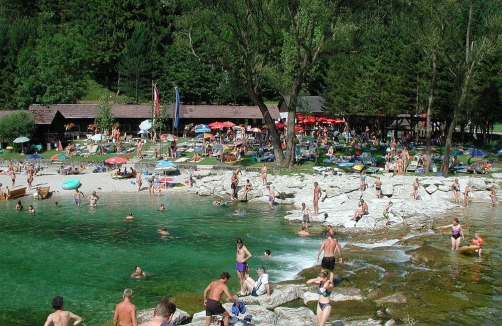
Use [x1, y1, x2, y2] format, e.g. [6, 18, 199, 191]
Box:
[0, 193, 500, 325]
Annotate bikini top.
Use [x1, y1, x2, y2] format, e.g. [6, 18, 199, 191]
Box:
[317, 283, 331, 297]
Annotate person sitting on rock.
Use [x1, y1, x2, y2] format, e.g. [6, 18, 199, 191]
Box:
[350, 199, 368, 221]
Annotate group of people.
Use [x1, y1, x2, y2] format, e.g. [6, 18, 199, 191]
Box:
[436, 218, 484, 256]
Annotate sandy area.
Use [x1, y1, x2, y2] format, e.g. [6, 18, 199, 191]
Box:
[1, 163, 189, 200]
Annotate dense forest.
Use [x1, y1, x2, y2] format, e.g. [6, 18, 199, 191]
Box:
[0, 0, 501, 167]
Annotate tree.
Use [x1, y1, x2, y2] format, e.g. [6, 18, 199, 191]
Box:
[95, 93, 116, 134]
[0, 111, 36, 144]
[117, 24, 155, 103]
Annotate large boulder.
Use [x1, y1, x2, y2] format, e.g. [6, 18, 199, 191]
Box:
[274, 307, 317, 326]
[137, 308, 191, 325]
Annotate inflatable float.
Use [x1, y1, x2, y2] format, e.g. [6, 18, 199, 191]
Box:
[61, 179, 81, 190]
[456, 245, 479, 253]
[111, 173, 135, 179]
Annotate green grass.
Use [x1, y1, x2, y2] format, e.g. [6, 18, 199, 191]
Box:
[79, 79, 131, 104]
[493, 124, 502, 132]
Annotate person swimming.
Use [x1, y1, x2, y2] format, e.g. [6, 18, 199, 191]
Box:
[125, 212, 133, 220]
[159, 204, 166, 211]
[157, 227, 169, 236]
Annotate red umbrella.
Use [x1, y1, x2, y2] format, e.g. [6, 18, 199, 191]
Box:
[250, 127, 262, 133]
[295, 126, 304, 132]
[334, 119, 346, 124]
[222, 121, 235, 127]
[303, 118, 315, 124]
[209, 122, 225, 129]
[275, 122, 286, 129]
[160, 134, 178, 142]
[104, 156, 128, 165]
[325, 119, 336, 124]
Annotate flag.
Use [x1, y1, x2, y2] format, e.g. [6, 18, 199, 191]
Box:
[153, 84, 160, 116]
[174, 87, 180, 129]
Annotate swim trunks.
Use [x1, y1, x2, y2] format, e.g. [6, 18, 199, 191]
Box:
[375, 186, 381, 190]
[321, 257, 335, 271]
[268, 196, 274, 202]
[303, 214, 310, 223]
[231, 183, 237, 189]
[205, 298, 226, 316]
[74, 199, 81, 205]
[236, 261, 247, 272]
[383, 212, 389, 219]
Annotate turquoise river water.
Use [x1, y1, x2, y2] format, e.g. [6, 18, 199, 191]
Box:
[0, 192, 500, 325]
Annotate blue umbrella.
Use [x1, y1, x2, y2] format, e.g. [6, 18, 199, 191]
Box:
[195, 124, 210, 130]
[498, 149, 502, 156]
[26, 153, 45, 160]
[195, 127, 211, 133]
[468, 149, 486, 157]
[155, 160, 177, 168]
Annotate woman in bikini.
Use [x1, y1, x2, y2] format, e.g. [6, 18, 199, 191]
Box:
[307, 271, 333, 326]
[261, 164, 268, 186]
[436, 218, 464, 250]
[412, 178, 419, 200]
[450, 179, 461, 203]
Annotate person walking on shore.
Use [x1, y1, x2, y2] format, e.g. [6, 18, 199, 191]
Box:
[451, 179, 461, 204]
[43, 296, 82, 326]
[261, 164, 268, 186]
[136, 173, 143, 192]
[313, 182, 322, 216]
[412, 178, 419, 200]
[203, 272, 239, 326]
[10, 170, 16, 188]
[113, 288, 137, 326]
[235, 239, 252, 296]
[140, 298, 176, 326]
[307, 271, 334, 326]
[317, 232, 343, 282]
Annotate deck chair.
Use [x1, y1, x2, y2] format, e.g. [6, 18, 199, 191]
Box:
[406, 161, 418, 172]
[361, 152, 373, 166]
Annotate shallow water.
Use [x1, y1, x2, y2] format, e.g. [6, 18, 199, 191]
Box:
[0, 193, 501, 325]
[0, 193, 319, 325]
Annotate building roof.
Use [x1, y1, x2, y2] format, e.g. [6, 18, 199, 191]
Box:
[178, 105, 280, 120]
[280, 96, 325, 113]
[29, 103, 279, 120]
[30, 109, 59, 125]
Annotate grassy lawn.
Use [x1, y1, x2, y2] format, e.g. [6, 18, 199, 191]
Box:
[2, 136, 501, 174]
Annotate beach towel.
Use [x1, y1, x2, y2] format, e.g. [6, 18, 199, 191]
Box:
[231, 301, 246, 316]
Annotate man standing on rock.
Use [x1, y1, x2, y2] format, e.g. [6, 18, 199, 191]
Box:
[317, 232, 343, 282]
[203, 272, 239, 326]
[113, 288, 137, 326]
[235, 239, 252, 295]
[313, 182, 322, 216]
[374, 177, 382, 198]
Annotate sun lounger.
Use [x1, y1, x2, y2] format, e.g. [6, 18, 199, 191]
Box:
[406, 161, 418, 172]
[365, 167, 379, 174]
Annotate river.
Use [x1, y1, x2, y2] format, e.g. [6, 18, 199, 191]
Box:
[0, 193, 500, 325]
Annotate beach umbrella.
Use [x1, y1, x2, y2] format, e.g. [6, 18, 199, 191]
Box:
[104, 156, 128, 165]
[213, 144, 231, 150]
[197, 133, 214, 139]
[250, 127, 261, 133]
[275, 122, 286, 129]
[155, 160, 177, 168]
[91, 134, 109, 141]
[137, 130, 149, 135]
[232, 125, 244, 131]
[295, 126, 304, 132]
[26, 153, 44, 160]
[209, 122, 225, 129]
[195, 124, 210, 130]
[13, 136, 30, 143]
[222, 121, 235, 127]
[139, 119, 153, 130]
[498, 149, 502, 156]
[468, 149, 486, 157]
[160, 134, 178, 142]
[450, 149, 464, 155]
[51, 153, 69, 160]
[195, 127, 211, 133]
